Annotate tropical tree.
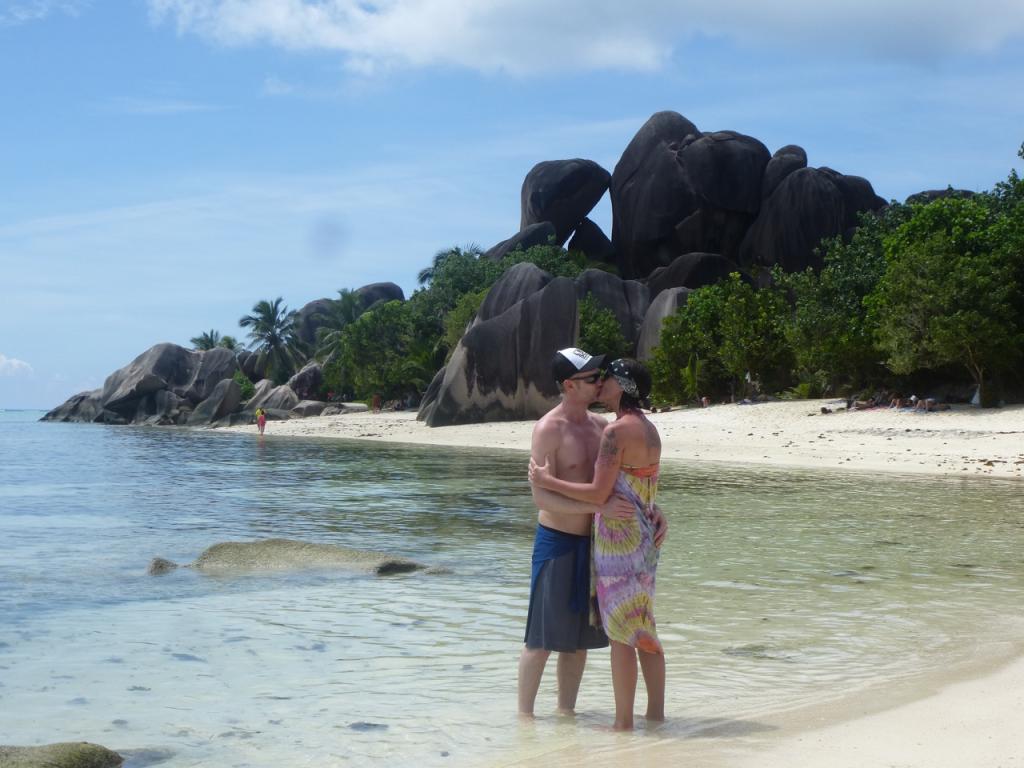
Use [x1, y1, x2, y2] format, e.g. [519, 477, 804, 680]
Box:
[218, 335, 239, 351]
[239, 297, 304, 384]
[417, 244, 482, 286]
[868, 195, 1024, 405]
[650, 274, 792, 402]
[777, 205, 907, 394]
[314, 288, 366, 361]
[578, 295, 630, 361]
[190, 329, 221, 350]
[338, 300, 434, 401]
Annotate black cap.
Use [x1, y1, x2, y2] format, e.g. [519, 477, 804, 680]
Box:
[552, 347, 606, 383]
[606, 358, 652, 400]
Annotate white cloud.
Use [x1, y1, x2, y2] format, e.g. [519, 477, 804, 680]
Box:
[147, 0, 1024, 75]
[0, 354, 34, 377]
[0, 0, 88, 26]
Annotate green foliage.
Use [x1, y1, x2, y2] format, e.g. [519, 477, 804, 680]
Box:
[778, 206, 908, 392]
[232, 369, 255, 401]
[578, 295, 630, 360]
[239, 297, 305, 385]
[442, 288, 489, 358]
[867, 194, 1024, 405]
[190, 329, 221, 350]
[191, 330, 240, 351]
[337, 300, 435, 401]
[781, 380, 823, 400]
[314, 288, 367, 361]
[499, 244, 586, 279]
[650, 274, 793, 402]
[407, 243, 586, 365]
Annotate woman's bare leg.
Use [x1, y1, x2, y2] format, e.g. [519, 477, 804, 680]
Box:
[609, 641, 638, 730]
[638, 649, 665, 721]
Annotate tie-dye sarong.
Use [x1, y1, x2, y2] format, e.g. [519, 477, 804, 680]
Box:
[591, 464, 662, 653]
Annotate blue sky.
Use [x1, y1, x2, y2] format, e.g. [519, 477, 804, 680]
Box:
[2, 0, 1023, 409]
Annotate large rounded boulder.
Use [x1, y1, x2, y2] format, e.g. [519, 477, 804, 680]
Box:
[520, 159, 611, 245]
[41, 389, 105, 423]
[287, 361, 323, 401]
[419, 276, 578, 426]
[637, 287, 692, 361]
[610, 111, 702, 279]
[567, 217, 616, 263]
[249, 384, 299, 412]
[819, 168, 887, 228]
[184, 347, 240, 404]
[356, 282, 405, 311]
[646, 252, 743, 299]
[0, 742, 122, 768]
[294, 298, 336, 347]
[573, 269, 650, 349]
[762, 145, 808, 199]
[188, 378, 242, 425]
[738, 167, 848, 273]
[100, 343, 199, 416]
[477, 261, 553, 323]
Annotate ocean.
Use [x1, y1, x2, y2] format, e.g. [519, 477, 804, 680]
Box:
[2, 409, 1023, 766]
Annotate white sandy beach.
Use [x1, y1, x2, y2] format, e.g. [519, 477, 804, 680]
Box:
[223, 399, 1024, 766]
[225, 399, 1024, 480]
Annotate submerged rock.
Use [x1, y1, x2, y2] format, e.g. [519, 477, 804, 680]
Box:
[148, 538, 434, 576]
[0, 742, 123, 768]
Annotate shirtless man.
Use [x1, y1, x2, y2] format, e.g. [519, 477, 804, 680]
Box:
[518, 347, 666, 717]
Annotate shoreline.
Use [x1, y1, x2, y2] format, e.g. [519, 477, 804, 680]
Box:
[221, 399, 1024, 480]
[221, 399, 1024, 766]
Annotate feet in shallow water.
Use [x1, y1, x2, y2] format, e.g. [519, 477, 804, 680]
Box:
[644, 712, 667, 729]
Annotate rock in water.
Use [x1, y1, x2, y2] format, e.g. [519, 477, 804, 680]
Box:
[149, 538, 428, 576]
[0, 742, 123, 767]
[147, 557, 179, 575]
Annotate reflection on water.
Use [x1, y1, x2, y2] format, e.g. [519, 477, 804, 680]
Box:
[1, 412, 1023, 766]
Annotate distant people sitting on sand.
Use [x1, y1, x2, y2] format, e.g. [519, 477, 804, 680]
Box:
[850, 397, 878, 411]
[255, 407, 267, 436]
[916, 397, 951, 412]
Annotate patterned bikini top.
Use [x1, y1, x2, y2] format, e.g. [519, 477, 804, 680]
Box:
[620, 462, 659, 479]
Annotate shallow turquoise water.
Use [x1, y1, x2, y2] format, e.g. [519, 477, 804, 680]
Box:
[1, 410, 1023, 766]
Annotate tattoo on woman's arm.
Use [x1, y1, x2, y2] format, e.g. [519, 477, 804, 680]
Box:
[597, 430, 619, 466]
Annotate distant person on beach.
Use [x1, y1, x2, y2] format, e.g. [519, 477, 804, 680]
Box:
[530, 358, 666, 731]
[518, 348, 666, 721]
[916, 397, 951, 412]
[255, 407, 267, 436]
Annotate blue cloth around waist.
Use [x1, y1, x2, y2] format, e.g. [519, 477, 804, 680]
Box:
[531, 524, 590, 614]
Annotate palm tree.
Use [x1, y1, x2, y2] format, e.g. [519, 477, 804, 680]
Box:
[313, 288, 365, 360]
[416, 244, 483, 286]
[218, 335, 239, 351]
[239, 298, 304, 384]
[190, 329, 221, 350]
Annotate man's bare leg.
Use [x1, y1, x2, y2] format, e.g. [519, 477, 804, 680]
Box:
[610, 641, 638, 730]
[518, 646, 551, 716]
[555, 650, 587, 713]
[638, 649, 666, 721]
